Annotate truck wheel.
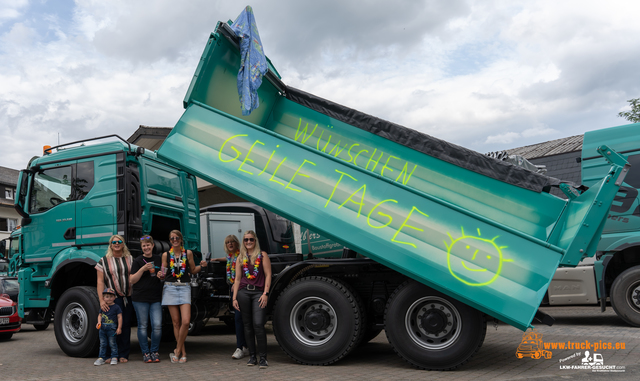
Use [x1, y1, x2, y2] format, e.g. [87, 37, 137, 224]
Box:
[610, 265, 640, 326]
[53, 286, 100, 357]
[273, 276, 365, 365]
[188, 319, 205, 336]
[385, 280, 486, 370]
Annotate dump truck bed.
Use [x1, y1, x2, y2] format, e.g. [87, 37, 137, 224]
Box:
[157, 21, 626, 330]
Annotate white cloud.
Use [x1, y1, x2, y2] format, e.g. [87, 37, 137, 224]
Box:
[485, 132, 521, 145]
[0, 0, 28, 25]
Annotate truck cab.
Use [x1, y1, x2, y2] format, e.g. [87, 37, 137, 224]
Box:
[12, 136, 199, 356]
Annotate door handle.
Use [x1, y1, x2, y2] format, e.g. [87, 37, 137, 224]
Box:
[63, 227, 76, 240]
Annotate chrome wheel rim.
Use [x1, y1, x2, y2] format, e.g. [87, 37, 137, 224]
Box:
[405, 296, 461, 350]
[290, 296, 337, 346]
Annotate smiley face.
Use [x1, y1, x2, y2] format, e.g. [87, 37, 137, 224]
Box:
[445, 227, 511, 286]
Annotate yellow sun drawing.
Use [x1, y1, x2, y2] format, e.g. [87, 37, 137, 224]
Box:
[445, 227, 512, 286]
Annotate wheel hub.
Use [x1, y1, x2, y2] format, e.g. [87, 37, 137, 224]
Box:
[304, 308, 331, 332]
[632, 286, 640, 306]
[405, 297, 461, 350]
[290, 298, 337, 346]
[420, 310, 447, 334]
[62, 303, 88, 343]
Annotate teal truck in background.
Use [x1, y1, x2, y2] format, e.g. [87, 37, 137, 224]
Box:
[543, 124, 640, 327]
[7, 14, 629, 371]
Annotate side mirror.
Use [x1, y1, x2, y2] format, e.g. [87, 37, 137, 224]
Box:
[0, 240, 5, 257]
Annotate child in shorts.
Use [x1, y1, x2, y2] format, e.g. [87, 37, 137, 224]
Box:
[94, 288, 123, 365]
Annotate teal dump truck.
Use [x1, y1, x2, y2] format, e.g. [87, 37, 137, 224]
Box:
[154, 19, 627, 370]
[9, 15, 629, 371]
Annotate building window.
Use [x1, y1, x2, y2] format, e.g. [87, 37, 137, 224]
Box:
[0, 218, 18, 232]
[4, 188, 14, 200]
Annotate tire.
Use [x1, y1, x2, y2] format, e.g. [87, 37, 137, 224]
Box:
[33, 322, 50, 331]
[53, 286, 100, 357]
[610, 265, 640, 327]
[384, 280, 486, 370]
[273, 276, 365, 365]
[0, 333, 13, 341]
[188, 319, 205, 336]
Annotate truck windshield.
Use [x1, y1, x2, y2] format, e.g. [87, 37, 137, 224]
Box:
[265, 210, 294, 244]
[29, 166, 72, 213]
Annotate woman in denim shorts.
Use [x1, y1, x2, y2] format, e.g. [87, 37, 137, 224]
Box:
[161, 230, 207, 363]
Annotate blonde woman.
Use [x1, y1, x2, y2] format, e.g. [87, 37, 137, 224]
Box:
[161, 230, 207, 363]
[96, 234, 133, 363]
[232, 230, 272, 368]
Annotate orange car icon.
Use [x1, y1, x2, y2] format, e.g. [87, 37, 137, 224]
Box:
[516, 331, 552, 359]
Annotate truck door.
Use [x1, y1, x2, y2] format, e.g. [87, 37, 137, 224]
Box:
[75, 157, 116, 246]
[23, 163, 76, 262]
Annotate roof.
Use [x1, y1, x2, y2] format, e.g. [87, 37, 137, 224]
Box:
[127, 125, 172, 150]
[0, 166, 19, 187]
[506, 135, 583, 160]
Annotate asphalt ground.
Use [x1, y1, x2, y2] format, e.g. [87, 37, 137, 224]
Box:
[0, 305, 638, 380]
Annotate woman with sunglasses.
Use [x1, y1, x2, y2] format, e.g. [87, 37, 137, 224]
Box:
[129, 235, 163, 363]
[161, 230, 207, 363]
[96, 234, 133, 363]
[232, 230, 272, 369]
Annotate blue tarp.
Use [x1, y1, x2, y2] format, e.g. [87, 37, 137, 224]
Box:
[231, 6, 268, 116]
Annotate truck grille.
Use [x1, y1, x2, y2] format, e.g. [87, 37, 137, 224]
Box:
[0, 306, 15, 316]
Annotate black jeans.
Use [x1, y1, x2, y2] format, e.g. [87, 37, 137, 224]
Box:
[237, 288, 267, 358]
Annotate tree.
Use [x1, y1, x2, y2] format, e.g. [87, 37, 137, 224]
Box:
[618, 98, 640, 123]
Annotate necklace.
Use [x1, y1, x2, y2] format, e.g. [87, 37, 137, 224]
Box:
[226, 251, 239, 284]
[243, 253, 262, 280]
[169, 247, 186, 280]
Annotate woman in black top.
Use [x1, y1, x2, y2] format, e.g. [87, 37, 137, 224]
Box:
[130, 236, 163, 363]
[161, 230, 207, 363]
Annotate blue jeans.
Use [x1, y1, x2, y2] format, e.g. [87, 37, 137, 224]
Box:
[99, 323, 118, 360]
[132, 301, 162, 354]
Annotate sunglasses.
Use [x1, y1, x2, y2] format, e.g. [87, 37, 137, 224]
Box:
[139, 236, 151, 240]
[170, 237, 181, 241]
[244, 238, 255, 242]
[111, 240, 123, 245]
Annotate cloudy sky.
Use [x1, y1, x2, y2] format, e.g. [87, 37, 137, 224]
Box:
[2, 0, 640, 170]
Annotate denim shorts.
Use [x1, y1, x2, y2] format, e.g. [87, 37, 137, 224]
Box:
[162, 283, 191, 306]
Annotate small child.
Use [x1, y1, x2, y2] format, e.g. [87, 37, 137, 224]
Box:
[94, 288, 123, 366]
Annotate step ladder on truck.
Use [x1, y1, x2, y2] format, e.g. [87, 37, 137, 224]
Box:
[155, 15, 630, 370]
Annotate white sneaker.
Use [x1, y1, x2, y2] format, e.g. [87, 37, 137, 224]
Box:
[242, 347, 249, 356]
[232, 347, 245, 359]
[94, 358, 105, 366]
[110, 358, 118, 365]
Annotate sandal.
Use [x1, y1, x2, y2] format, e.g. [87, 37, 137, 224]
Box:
[179, 356, 187, 363]
[119, 358, 128, 363]
[170, 352, 179, 363]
